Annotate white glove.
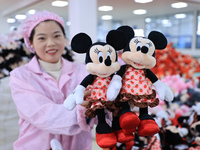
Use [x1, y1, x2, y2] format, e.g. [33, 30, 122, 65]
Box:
[178, 127, 188, 137]
[50, 139, 63, 150]
[152, 80, 174, 102]
[156, 110, 171, 127]
[195, 137, 200, 146]
[107, 74, 122, 101]
[63, 85, 85, 110]
[191, 103, 200, 115]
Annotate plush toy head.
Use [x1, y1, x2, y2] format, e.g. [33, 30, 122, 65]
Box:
[190, 121, 200, 145]
[71, 31, 127, 77]
[117, 26, 167, 69]
[165, 125, 188, 145]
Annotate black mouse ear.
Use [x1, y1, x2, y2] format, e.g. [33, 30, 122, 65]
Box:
[148, 31, 167, 50]
[106, 30, 128, 51]
[71, 33, 92, 53]
[117, 25, 135, 41]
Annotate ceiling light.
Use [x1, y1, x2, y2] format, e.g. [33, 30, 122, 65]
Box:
[66, 21, 71, 26]
[51, 1, 68, 7]
[15, 14, 26, 20]
[28, 9, 36, 15]
[133, 9, 147, 15]
[134, 29, 144, 36]
[134, 0, 153, 3]
[98, 6, 113, 11]
[10, 26, 17, 31]
[171, 2, 188, 9]
[7, 18, 16, 23]
[101, 15, 113, 20]
[145, 18, 151, 22]
[162, 19, 169, 24]
[162, 19, 172, 27]
[175, 13, 186, 19]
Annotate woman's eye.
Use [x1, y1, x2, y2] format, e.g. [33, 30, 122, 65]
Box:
[38, 37, 45, 40]
[55, 34, 61, 38]
[136, 42, 142, 51]
[98, 51, 104, 63]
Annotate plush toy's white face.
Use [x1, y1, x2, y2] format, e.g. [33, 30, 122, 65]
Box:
[196, 137, 200, 146]
[122, 37, 156, 69]
[190, 121, 200, 145]
[86, 44, 120, 77]
[166, 125, 179, 133]
[191, 122, 199, 134]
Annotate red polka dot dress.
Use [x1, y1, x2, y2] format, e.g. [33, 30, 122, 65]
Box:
[85, 76, 117, 118]
[146, 136, 162, 150]
[189, 146, 200, 150]
[119, 66, 159, 108]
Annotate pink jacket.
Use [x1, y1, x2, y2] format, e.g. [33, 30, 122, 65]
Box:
[9, 56, 94, 150]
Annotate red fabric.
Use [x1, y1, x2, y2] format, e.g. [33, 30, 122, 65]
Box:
[146, 136, 162, 150]
[138, 120, 159, 137]
[189, 146, 200, 150]
[96, 132, 117, 148]
[119, 112, 140, 135]
[151, 43, 200, 80]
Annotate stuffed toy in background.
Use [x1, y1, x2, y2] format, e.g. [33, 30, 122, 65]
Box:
[190, 121, 200, 147]
[0, 37, 33, 79]
[163, 125, 189, 149]
[107, 25, 174, 138]
[63, 30, 134, 148]
[151, 42, 200, 80]
[131, 133, 162, 149]
[161, 75, 193, 96]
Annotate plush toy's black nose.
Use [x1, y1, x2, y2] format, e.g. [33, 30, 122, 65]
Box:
[141, 46, 148, 54]
[105, 56, 111, 66]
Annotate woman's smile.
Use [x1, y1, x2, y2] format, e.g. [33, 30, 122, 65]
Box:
[46, 49, 58, 55]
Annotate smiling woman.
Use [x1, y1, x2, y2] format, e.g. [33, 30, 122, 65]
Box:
[9, 11, 96, 150]
[30, 20, 66, 63]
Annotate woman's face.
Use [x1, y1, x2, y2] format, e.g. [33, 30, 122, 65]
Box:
[32, 20, 66, 63]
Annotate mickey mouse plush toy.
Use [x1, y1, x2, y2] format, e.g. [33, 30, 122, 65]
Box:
[107, 25, 174, 137]
[64, 30, 134, 148]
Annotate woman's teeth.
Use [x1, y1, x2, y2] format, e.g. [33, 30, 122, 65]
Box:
[47, 50, 57, 53]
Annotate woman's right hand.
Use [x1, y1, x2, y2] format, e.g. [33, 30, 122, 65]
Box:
[81, 86, 91, 107]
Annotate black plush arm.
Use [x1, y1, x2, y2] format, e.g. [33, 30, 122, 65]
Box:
[80, 74, 95, 87]
[116, 64, 127, 77]
[146, 69, 158, 83]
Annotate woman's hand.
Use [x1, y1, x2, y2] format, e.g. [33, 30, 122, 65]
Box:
[81, 86, 91, 107]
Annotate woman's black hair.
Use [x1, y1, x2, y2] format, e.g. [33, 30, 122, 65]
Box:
[62, 47, 74, 62]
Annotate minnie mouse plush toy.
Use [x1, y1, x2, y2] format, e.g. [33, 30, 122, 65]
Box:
[107, 25, 174, 137]
[64, 30, 134, 148]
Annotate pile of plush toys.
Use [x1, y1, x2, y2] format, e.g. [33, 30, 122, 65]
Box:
[0, 28, 34, 79]
[0, 38, 33, 79]
[151, 42, 200, 80]
[49, 25, 200, 150]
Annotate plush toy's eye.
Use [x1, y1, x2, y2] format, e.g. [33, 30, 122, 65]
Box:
[98, 51, 104, 63]
[105, 51, 112, 66]
[136, 42, 142, 51]
[106, 51, 111, 59]
[145, 43, 150, 49]
[140, 43, 150, 54]
[191, 127, 195, 132]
